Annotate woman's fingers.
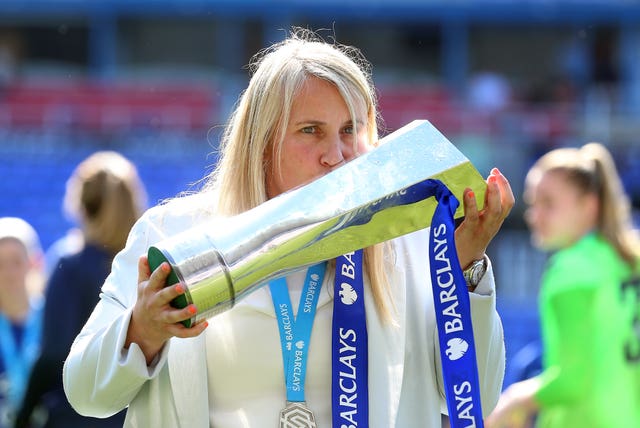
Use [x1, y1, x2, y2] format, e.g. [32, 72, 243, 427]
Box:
[455, 168, 515, 268]
[135, 257, 205, 330]
[137, 255, 151, 285]
[463, 188, 480, 224]
[485, 174, 502, 217]
[128, 256, 207, 363]
[488, 167, 515, 218]
[481, 168, 515, 233]
[146, 260, 173, 293]
[142, 274, 200, 326]
[166, 318, 209, 338]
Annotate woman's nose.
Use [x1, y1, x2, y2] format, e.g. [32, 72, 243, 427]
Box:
[320, 139, 347, 168]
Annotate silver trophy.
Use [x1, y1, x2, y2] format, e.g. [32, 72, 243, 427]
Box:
[148, 120, 486, 327]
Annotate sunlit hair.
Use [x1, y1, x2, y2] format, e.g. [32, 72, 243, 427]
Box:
[65, 151, 147, 255]
[203, 28, 396, 322]
[525, 142, 640, 269]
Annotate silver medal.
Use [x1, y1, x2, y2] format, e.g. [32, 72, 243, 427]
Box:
[279, 401, 317, 428]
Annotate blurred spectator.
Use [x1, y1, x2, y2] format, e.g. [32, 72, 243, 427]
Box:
[42, 229, 83, 279]
[590, 28, 619, 90]
[467, 70, 512, 113]
[0, 217, 44, 428]
[556, 33, 590, 96]
[585, 28, 621, 115]
[0, 30, 22, 92]
[15, 151, 147, 428]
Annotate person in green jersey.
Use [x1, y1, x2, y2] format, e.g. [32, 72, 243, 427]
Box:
[486, 142, 640, 428]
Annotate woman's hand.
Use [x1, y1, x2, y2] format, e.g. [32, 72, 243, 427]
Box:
[485, 378, 540, 428]
[455, 167, 515, 269]
[125, 256, 208, 365]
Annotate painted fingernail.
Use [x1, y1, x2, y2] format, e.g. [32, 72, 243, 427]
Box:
[188, 305, 197, 315]
[175, 284, 184, 294]
[467, 190, 475, 199]
[161, 262, 171, 273]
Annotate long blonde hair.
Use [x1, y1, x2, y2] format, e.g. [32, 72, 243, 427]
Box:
[203, 28, 396, 322]
[526, 142, 640, 269]
[65, 151, 147, 255]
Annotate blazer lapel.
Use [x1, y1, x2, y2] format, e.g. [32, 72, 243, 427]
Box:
[168, 334, 209, 428]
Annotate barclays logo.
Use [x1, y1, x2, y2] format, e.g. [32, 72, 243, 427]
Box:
[339, 283, 358, 305]
[445, 337, 469, 361]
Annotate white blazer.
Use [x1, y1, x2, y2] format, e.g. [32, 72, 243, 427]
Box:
[63, 192, 505, 428]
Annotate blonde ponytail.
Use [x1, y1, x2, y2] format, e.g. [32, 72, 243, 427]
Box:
[581, 143, 640, 269]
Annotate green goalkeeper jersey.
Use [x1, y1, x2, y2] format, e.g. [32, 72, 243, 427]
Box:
[534, 233, 640, 428]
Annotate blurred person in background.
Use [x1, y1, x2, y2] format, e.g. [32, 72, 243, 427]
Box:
[486, 142, 640, 428]
[42, 229, 83, 280]
[63, 29, 513, 427]
[15, 151, 147, 428]
[0, 218, 44, 428]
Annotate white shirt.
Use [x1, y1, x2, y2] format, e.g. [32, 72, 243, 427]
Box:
[205, 268, 335, 427]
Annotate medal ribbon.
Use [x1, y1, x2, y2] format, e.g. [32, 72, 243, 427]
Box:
[331, 249, 368, 427]
[0, 301, 42, 407]
[270, 263, 326, 403]
[427, 180, 484, 427]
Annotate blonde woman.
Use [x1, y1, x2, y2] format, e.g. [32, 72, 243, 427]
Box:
[0, 217, 44, 428]
[16, 151, 147, 428]
[486, 143, 640, 428]
[64, 29, 513, 427]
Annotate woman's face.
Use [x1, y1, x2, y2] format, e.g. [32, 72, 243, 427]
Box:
[524, 170, 598, 251]
[0, 238, 30, 292]
[265, 76, 369, 199]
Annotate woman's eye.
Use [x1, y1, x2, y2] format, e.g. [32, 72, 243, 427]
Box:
[342, 125, 354, 134]
[301, 126, 316, 134]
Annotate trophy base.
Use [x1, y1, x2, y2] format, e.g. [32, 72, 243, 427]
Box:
[147, 246, 193, 327]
